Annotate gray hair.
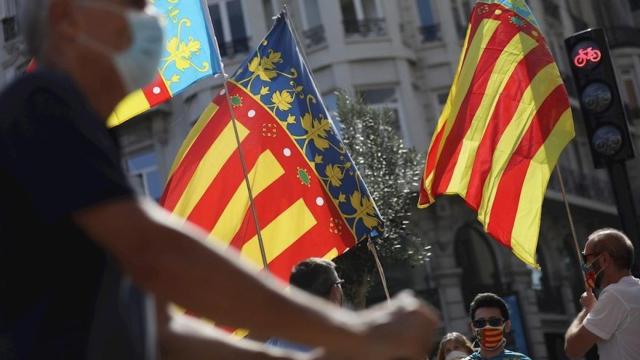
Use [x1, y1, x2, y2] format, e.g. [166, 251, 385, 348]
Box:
[20, 0, 49, 59]
[20, 0, 90, 59]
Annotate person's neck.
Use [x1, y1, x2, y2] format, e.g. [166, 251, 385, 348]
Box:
[43, 51, 126, 121]
[480, 343, 505, 359]
[602, 270, 632, 288]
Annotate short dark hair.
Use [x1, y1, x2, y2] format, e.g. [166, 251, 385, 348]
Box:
[469, 293, 509, 321]
[588, 228, 635, 270]
[289, 258, 341, 298]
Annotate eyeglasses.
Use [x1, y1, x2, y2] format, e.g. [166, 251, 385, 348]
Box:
[472, 317, 504, 328]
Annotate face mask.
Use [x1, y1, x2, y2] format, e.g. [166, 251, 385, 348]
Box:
[582, 254, 605, 289]
[76, 4, 164, 93]
[476, 326, 505, 351]
[445, 350, 470, 360]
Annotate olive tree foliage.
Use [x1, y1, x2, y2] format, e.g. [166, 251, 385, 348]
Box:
[331, 92, 430, 308]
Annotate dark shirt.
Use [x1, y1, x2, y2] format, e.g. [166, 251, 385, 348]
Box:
[0, 70, 155, 359]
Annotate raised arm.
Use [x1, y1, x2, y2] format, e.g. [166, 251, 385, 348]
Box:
[73, 198, 439, 359]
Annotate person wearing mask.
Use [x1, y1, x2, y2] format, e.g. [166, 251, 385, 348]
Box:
[463, 293, 531, 360]
[0, 0, 439, 359]
[565, 228, 640, 360]
[436, 332, 474, 360]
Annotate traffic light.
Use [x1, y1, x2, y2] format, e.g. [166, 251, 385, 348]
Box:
[565, 28, 635, 169]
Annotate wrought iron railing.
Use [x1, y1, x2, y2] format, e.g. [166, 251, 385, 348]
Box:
[218, 37, 250, 58]
[343, 18, 387, 38]
[302, 25, 327, 48]
[419, 24, 442, 42]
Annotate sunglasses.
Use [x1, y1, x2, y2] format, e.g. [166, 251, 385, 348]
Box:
[472, 317, 504, 328]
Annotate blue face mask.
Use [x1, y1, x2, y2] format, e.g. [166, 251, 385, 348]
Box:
[76, 4, 164, 93]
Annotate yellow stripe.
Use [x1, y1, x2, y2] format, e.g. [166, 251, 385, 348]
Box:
[446, 33, 539, 195]
[322, 248, 339, 260]
[172, 121, 249, 218]
[169, 103, 219, 177]
[478, 62, 564, 224]
[209, 150, 285, 245]
[425, 19, 500, 189]
[107, 89, 150, 128]
[511, 109, 574, 267]
[241, 199, 317, 268]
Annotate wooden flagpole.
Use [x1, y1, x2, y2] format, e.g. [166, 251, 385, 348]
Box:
[555, 167, 588, 290]
[199, 0, 269, 270]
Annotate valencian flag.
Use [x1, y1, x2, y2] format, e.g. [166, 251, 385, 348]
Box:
[161, 14, 383, 280]
[418, 0, 575, 267]
[107, 0, 222, 127]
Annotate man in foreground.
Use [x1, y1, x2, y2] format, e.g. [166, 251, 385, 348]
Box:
[565, 228, 640, 360]
[464, 293, 531, 360]
[0, 0, 438, 358]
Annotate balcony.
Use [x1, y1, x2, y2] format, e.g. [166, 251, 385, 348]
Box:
[302, 25, 327, 49]
[547, 166, 614, 205]
[419, 24, 442, 43]
[217, 37, 250, 58]
[605, 26, 640, 49]
[343, 18, 387, 38]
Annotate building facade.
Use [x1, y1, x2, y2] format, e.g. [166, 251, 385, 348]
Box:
[3, 1, 640, 359]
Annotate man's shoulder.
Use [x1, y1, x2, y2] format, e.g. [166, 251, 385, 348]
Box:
[0, 70, 78, 113]
[503, 349, 532, 359]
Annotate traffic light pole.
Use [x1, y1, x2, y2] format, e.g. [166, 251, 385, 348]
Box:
[607, 162, 640, 277]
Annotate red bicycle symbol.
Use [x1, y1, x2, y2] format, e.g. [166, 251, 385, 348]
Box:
[574, 47, 602, 68]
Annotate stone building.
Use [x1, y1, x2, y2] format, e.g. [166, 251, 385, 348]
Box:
[2, 1, 639, 359]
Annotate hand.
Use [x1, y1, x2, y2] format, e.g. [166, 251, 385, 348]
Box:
[326, 291, 440, 360]
[580, 286, 597, 313]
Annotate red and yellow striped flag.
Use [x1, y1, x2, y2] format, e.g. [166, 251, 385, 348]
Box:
[418, 0, 575, 267]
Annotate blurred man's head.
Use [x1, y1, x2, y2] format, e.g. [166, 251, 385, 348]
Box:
[469, 293, 510, 355]
[290, 258, 344, 306]
[20, 0, 162, 115]
[583, 228, 634, 289]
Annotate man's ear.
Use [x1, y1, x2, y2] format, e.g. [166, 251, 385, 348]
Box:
[505, 320, 512, 333]
[469, 321, 474, 334]
[48, 0, 79, 40]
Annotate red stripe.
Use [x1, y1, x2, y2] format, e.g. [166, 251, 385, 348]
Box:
[465, 45, 555, 210]
[486, 86, 570, 246]
[431, 22, 522, 196]
[161, 93, 230, 211]
[185, 132, 263, 232]
[420, 127, 446, 205]
[142, 74, 172, 107]
[266, 224, 350, 282]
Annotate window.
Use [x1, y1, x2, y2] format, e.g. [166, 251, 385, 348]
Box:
[455, 225, 502, 307]
[358, 88, 404, 135]
[341, 0, 386, 37]
[300, 0, 326, 47]
[621, 69, 640, 120]
[126, 151, 164, 201]
[208, 0, 249, 58]
[263, 0, 276, 29]
[452, 0, 474, 39]
[2, 16, 17, 42]
[416, 0, 440, 42]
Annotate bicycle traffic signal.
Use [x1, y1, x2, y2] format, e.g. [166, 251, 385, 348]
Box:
[565, 28, 635, 169]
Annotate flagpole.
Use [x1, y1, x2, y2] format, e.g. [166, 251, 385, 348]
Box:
[284, 6, 393, 300]
[555, 167, 588, 290]
[199, 0, 269, 270]
[367, 238, 392, 302]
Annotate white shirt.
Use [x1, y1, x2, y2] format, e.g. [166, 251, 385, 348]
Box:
[583, 276, 640, 360]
